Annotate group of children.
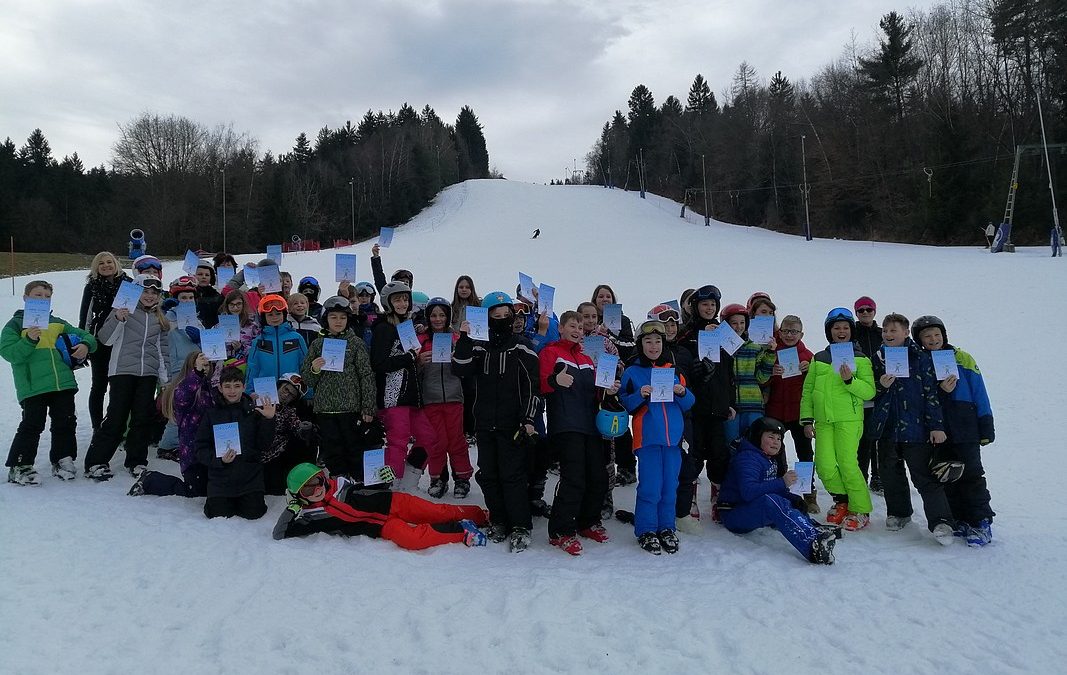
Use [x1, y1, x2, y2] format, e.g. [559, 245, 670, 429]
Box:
[2, 248, 997, 562]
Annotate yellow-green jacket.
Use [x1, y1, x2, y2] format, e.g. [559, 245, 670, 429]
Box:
[799, 344, 875, 425]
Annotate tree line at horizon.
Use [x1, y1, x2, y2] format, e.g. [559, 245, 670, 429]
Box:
[583, 0, 1066, 245]
[0, 104, 492, 255]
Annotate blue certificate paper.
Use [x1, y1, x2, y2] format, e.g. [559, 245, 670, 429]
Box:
[183, 250, 200, 275]
[715, 321, 745, 356]
[603, 304, 623, 334]
[748, 316, 775, 344]
[266, 244, 283, 264]
[363, 448, 387, 485]
[583, 336, 606, 365]
[537, 283, 555, 315]
[112, 280, 143, 311]
[465, 306, 489, 341]
[397, 320, 421, 352]
[321, 338, 347, 372]
[218, 315, 240, 342]
[212, 422, 241, 457]
[931, 349, 958, 381]
[22, 298, 51, 329]
[432, 332, 452, 363]
[243, 264, 260, 288]
[595, 353, 619, 388]
[650, 367, 675, 403]
[379, 227, 395, 248]
[697, 329, 720, 362]
[518, 272, 535, 302]
[829, 343, 856, 374]
[200, 328, 227, 361]
[777, 346, 802, 378]
[175, 302, 199, 330]
[216, 266, 235, 289]
[257, 264, 282, 294]
[252, 377, 279, 406]
[884, 346, 910, 378]
[335, 254, 357, 283]
[790, 462, 815, 496]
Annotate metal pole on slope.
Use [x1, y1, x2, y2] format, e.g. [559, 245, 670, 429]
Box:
[1035, 91, 1063, 257]
[348, 178, 356, 243]
[701, 154, 710, 226]
[219, 167, 227, 252]
[638, 148, 646, 199]
[10, 237, 14, 296]
[801, 135, 812, 242]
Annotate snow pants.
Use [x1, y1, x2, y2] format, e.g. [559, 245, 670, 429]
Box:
[381, 406, 436, 478]
[318, 412, 366, 481]
[6, 390, 77, 468]
[944, 442, 995, 526]
[380, 492, 488, 550]
[858, 406, 880, 482]
[423, 402, 473, 479]
[634, 444, 682, 536]
[204, 492, 267, 520]
[141, 464, 208, 498]
[475, 430, 531, 533]
[87, 344, 112, 430]
[813, 420, 871, 514]
[548, 432, 610, 538]
[676, 414, 727, 517]
[879, 441, 953, 531]
[84, 375, 158, 472]
[721, 492, 819, 560]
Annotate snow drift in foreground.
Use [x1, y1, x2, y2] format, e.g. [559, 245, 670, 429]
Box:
[2, 180, 1065, 673]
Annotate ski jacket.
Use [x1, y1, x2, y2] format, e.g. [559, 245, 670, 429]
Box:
[452, 333, 541, 432]
[854, 321, 882, 359]
[718, 439, 789, 506]
[799, 343, 875, 426]
[174, 369, 215, 473]
[370, 318, 421, 409]
[521, 313, 560, 353]
[98, 306, 170, 382]
[765, 339, 814, 423]
[164, 305, 201, 380]
[868, 339, 944, 442]
[273, 476, 395, 540]
[301, 328, 376, 416]
[679, 319, 736, 419]
[79, 273, 130, 335]
[933, 345, 995, 444]
[731, 339, 775, 414]
[194, 285, 224, 329]
[196, 393, 274, 498]
[604, 314, 637, 362]
[246, 323, 308, 392]
[417, 331, 464, 405]
[288, 314, 322, 348]
[539, 338, 598, 436]
[619, 361, 694, 449]
[1, 311, 97, 402]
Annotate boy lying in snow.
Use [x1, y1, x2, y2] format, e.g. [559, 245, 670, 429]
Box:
[273, 463, 488, 550]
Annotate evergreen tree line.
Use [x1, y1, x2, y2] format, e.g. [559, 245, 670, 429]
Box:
[584, 0, 1067, 244]
[0, 104, 492, 254]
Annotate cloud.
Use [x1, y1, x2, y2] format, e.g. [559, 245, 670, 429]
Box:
[0, 0, 937, 180]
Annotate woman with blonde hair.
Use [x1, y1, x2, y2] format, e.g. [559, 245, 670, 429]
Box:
[78, 251, 130, 430]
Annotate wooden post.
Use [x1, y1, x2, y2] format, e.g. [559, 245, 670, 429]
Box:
[10, 237, 14, 296]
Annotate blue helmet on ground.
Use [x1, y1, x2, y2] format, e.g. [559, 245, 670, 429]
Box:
[596, 407, 629, 439]
[481, 291, 514, 310]
[55, 334, 89, 370]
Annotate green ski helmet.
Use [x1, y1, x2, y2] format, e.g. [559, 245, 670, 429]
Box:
[287, 462, 325, 495]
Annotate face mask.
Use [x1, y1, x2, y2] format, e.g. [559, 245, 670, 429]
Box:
[489, 316, 514, 344]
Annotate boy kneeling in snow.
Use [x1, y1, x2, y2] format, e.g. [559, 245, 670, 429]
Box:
[273, 463, 489, 549]
[718, 417, 840, 564]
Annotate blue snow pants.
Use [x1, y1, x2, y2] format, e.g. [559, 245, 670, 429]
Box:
[721, 492, 819, 560]
[634, 444, 682, 536]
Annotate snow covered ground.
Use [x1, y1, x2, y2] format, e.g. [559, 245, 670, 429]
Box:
[2, 179, 1065, 673]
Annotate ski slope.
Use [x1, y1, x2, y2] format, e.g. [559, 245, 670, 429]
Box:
[1, 179, 1065, 673]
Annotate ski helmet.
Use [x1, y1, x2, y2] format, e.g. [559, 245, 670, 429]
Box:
[55, 334, 89, 370]
[411, 290, 430, 313]
[286, 462, 325, 495]
[258, 294, 288, 314]
[746, 291, 772, 315]
[381, 281, 412, 314]
[353, 281, 376, 298]
[133, 255, 162, 273]
[298, 276, 320, 295]
[746, 416, 786, 447]
[719, 303, 749, 332]
[277, 372, 308, 397]
[911, 315, 947, 346]
[596, 407, 629, 439]
[637, 319, 667, 340]
[824, 307, 856, 342]
[691, 285, 721, 306]
[321, 295, 350, 316]
[425, 296, 452, 325]
[481, 291, 514, 311]
[647, 303, 680, 323]
[169, 276, 196, 296]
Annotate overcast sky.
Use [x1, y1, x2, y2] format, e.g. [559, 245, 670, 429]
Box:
[0, 0, 938, 183]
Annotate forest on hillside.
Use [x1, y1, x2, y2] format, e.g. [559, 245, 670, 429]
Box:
[583, 0, 1066, 244]
[0, 104, 492, 254]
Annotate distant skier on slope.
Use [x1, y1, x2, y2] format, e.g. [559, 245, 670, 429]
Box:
[531, 229, 540, 239]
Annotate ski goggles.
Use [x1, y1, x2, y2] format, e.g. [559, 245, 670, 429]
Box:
[140, 278, 164, 292]
[354, 282, 376, 297]
[260, 296, 287, 313]
[649, 307, 680, 323]
[298, 474, 326, 497]
[826, 307, 855, 322]
[322, 296, 351, 311]
[135, 259, 163, 272]
[637, 320, 666, 337]
[278, 373, 307, 395]
[513, 301, 532, 317]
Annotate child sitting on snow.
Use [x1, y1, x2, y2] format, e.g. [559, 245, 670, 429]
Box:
[718, 417, 840, 565]
[273, 463, 488, 549]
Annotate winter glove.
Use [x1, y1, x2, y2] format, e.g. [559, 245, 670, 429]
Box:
[184, 325, 202, 345]
[285, 498, 303, 516]
[273, 508, 296, 540]
[514, 426, 538, 451]
[295, 421, 319, 445]
[691, 357, 716, 384]
[376, 466, 397, 484]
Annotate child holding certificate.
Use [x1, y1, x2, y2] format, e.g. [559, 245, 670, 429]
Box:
[719, 303, 776, 446]
[417, 297, 473, 499]
[619, 321, 695, 555]
[301, 296, 377, 480]
[765, 315, 817, 512]
[911, 315, 995, 547]
[718, 417, 840, 565]
[799, 308, 875, 532]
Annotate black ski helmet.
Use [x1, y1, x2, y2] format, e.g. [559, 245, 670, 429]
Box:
[911, 315, 947, 346]
[747, 416, 786, 447]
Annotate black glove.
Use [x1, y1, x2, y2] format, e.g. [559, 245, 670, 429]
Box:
[514, 426, 538, 451]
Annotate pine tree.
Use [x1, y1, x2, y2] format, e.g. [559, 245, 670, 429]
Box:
[627, 85, 658, 153]
[19, 128, 55, 168]
[291, 132, 312, 164]
[397, 103, 418, 127]
[686, 74, 716, 114]
[455, 106, 489, 178]
[858, 11, 924, 119]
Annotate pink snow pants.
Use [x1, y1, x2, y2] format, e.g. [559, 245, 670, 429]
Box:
[423, 402, 474, 479]
[380, 406, 437, 478]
